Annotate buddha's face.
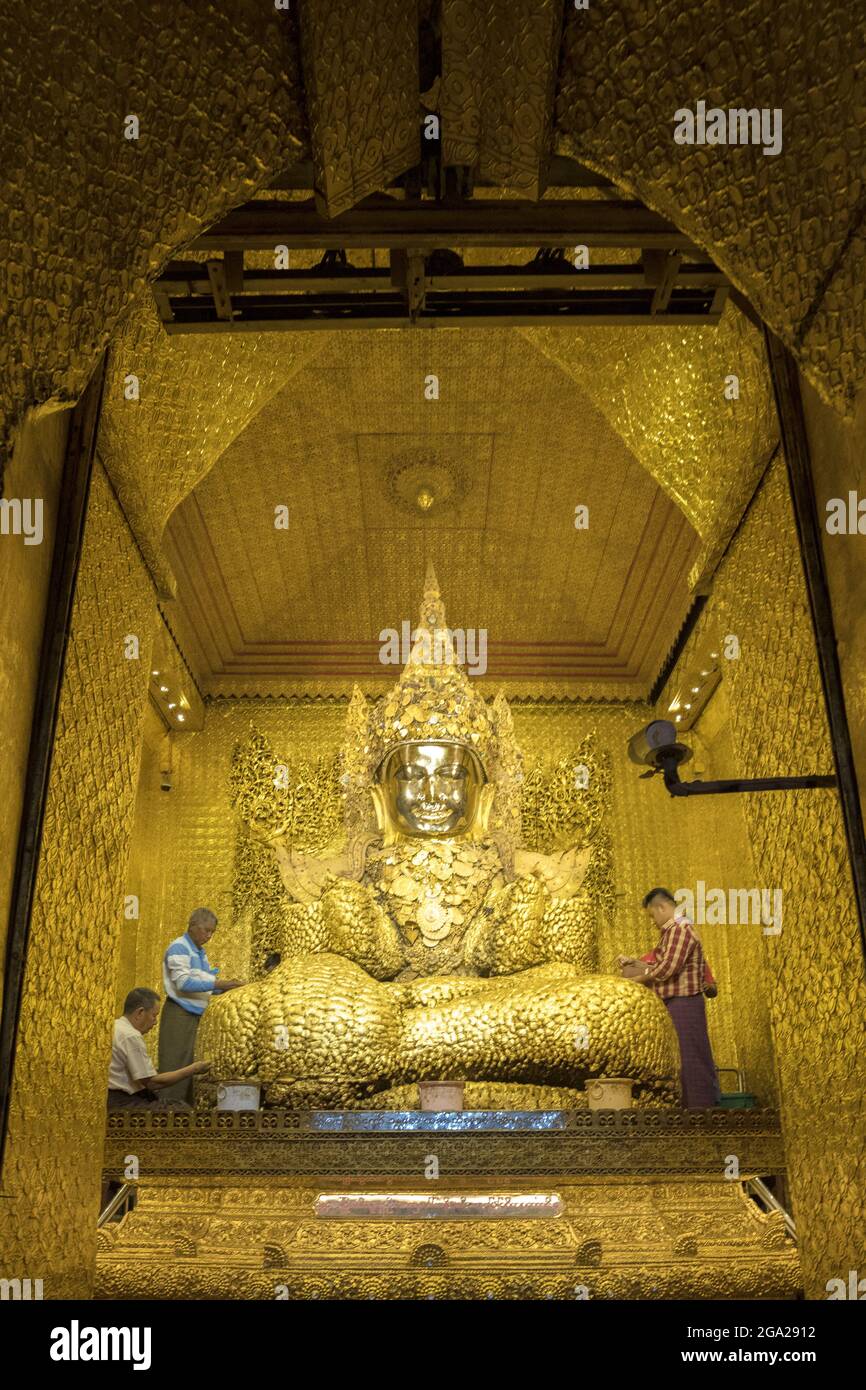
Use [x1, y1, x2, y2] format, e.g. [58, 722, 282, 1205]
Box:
[378, 741, 486, 837]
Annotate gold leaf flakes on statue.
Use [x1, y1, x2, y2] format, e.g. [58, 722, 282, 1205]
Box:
[391, 875, 418, 900]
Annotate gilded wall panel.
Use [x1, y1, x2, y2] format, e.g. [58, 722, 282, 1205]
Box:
[685, 682, 778, 1109]
[118, 702, 170, 1024]
[0, 410, 67, 1003]
[660, 456, 866, 1297]
[800, 375, 866, 832]
[0, 462, 155, 1297]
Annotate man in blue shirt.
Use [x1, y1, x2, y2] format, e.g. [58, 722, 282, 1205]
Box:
[157, 907, 244, 1105]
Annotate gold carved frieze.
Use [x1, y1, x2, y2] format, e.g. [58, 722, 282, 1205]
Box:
[103, 1108, 788, 1181]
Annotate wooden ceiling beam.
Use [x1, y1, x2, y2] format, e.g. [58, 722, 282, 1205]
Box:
[264, 154, 615, 193]
[189, 199, 704, 254]
[157, 263, 727, 296]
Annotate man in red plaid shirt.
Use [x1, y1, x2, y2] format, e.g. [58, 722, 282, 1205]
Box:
[620, 887, 720, 1109]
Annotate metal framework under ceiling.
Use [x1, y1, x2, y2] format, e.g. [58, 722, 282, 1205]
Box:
[154, 156, 730, 333]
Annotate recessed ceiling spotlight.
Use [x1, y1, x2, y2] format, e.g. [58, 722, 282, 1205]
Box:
[159, 685, 169, 693]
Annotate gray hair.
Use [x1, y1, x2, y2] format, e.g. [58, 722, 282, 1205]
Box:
[124, 986, 160, 1015]
[188, 907, 217, 931]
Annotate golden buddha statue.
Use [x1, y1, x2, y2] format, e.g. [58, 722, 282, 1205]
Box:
[199, 567, 680, 1108]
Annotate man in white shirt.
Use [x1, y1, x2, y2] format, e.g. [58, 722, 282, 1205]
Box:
[108, 986, 210, 1111]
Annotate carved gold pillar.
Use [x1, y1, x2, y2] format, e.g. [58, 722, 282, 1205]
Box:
[298, 0, 420, 217]
[440, 0, 563, 196]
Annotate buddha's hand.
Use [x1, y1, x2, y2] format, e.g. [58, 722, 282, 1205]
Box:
[513, 844, 592, 899]
[319, 876, 404, 981]
[465, 874, 549, 976]
[465, 877, 596, 976]
[271, 839, 356, 904]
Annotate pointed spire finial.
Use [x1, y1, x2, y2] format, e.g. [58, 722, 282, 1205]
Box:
[418, 560, 447, 634]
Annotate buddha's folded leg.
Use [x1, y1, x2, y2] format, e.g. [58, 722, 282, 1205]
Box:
[199, 957, 681, 1107]
[395, 968, 681, 1103]
[195, 980, 262, 1078]
[201, 953, 401, 1106]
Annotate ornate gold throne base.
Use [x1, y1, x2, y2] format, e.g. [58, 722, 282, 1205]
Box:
[97, 1110, 800, 1300]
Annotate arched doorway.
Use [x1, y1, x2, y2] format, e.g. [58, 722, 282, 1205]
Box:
[1, 2, 864, 1301]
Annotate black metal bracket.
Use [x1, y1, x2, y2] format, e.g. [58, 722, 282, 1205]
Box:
[152, 197, 730, 332]
[653, 746, 836, 798]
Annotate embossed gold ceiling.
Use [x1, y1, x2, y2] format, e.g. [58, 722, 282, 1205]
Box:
[555, 1, 866, 414]
[524, 307, 777, 587]
[161, 330, 699, 698]
[2, 0, 863, 483]
[0, 1, 308, 474]
[97, 292, 326, 597]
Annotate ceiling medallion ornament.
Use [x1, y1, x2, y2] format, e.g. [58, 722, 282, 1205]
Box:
[385, 450, 469, 517]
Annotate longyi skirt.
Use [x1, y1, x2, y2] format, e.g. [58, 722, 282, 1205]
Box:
[664, 993, 721, 1109]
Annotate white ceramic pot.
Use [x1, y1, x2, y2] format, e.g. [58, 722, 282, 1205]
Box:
[418, 1081, 465, 1112]
[216, 1081, 261, 1111]
[586, 1077, 634, 1110]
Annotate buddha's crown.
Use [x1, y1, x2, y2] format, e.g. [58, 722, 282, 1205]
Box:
[368, 562, 496, 771]
[341, 567, 523, 855]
